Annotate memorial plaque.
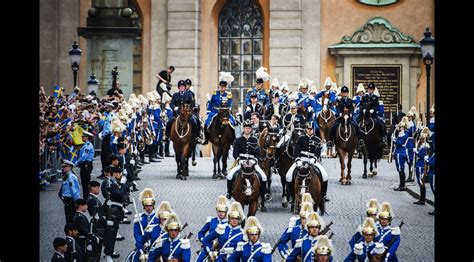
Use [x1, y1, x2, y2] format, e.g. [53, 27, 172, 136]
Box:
[353, 66, 401, 123]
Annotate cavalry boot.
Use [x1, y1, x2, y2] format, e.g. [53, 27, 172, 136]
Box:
[406, 168, 415, 182]
[414, 186, 426, 205]
[321, 180, 329, 202]
[226, 179, 233, 199]
[394, 171, 407, 191]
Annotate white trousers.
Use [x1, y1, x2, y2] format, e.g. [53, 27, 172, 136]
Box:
[285, 161, 328, 182]
[227, 160, 267, 182]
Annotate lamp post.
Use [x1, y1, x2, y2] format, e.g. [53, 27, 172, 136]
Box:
[69, 42, 82, 88]
[87, 73, 99, 94]
[419, 27, 435, 126]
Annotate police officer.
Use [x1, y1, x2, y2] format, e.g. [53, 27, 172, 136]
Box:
[200, 202, 246, 262]
[277, 202, 313, 259]
[76, 131, 95, 197]
[52, 237, 68, 262]
[59, 160, 81, 224]
[286, 212, 326, 262]
[228, 216, 272, 262]
[64, 223, 83, 262]
[87, 181, 106, 258]
[358, 82, 388, 146]
[245, 92, 264, 120]
[327, 85, 363, 148]
[285, 121, 330, 202]
[203, 73, 236, 144]
[148, 213, 191, 262]
[226, 119, 270, 201]
[344, 217, 378, 261]
[98, 103, 115, 178]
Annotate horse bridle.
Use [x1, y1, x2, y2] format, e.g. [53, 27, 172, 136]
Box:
[338, 114, 354, 142]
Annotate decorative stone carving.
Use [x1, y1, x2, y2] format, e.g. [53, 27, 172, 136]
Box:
[340, 17, 415, 44]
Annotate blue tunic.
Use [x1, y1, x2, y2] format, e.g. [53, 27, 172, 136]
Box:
[205, 90, 236, 127]
[148, 237, 191, 262]
[198, 216, 229, 242]
[277, 223, 309, 258]
[201, 225, 244, 262]
[228, 241, 272, 262]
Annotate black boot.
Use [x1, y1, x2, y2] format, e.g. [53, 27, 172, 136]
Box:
[202, 128, 210, 145]
[321, 180, 329, 201]
[406, 168, 415, 182]
[394, 171, 407, 191]
[226, 179, 233, 199]
[414, 186, 426, 205]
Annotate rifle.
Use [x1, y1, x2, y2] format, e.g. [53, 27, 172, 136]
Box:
[421, 148, 430, 187]
[328, 232, 334, 239]
[270, 238, 283, 254]
[320, 221, 333, 235]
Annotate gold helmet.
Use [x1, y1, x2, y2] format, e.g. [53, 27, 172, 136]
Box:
[323, 77, 332, 87]
[356, 83, 365, 94]
[271, 78, 280, 88]
[301, 193, 314, 205]
[378, 202, 394, 220]
[305, 211, 325, 229]
[111, 117, 126, 132]
[243, 216, 263, 235]
[215, 195, 229, 212]
[299, 78, 310, 90]
[137, 94, 148, 105]
[331, 83, 338, 93]
[164, 213, 181, 231]
[366, 199, 379, 216]
[374, 87, 380, 97]
[228, 202, 245, 220]
[430, 104, 435, 114]
[139, 188, 156, 207]
[156, 201, 174, 220]
[360, 217, 379, 236]
[146, 92, 156, 102]
[313, 235, 334, 256]
[398, 116, 409, 129]
[420, 127, 431, 139]
[152, 91, 161, 101]
[299, 202, 314, 219]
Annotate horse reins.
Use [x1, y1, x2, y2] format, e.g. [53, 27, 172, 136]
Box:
[175, 115, 190, 138]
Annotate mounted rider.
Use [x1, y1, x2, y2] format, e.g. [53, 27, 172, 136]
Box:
[245, 92, 264, 120]
[358, 82, 388, 147]
[279, 82, 290, 104]
[314, 77, 337, 116]
[245, 67, 271, 107]
[184, 78, 204, 143]
[276, 101, 306, 150]
[269, 78, 280, 100]
[297, 78, 318, 121]
[202, 72, 236, 145]
[327, 85, 364, 149]
[352, 83, 365, 123]
[226, 119, 271, 201]
[285, 121, 330, 202]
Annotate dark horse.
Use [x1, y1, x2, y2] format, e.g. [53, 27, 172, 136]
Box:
[359, 109, 385, 178]
[293, 156, 325, 215]
[232, 158, 261, 217]
[317, 93, 336, 157]
[279, 125, 305, 210]
[335, 109, 358, 185]
[208, 102, 235, 179]
[258, 127, 280, 209]
[170, 103, 193, 180]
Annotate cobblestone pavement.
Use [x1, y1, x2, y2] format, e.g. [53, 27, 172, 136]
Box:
[40, 154, 434, 261]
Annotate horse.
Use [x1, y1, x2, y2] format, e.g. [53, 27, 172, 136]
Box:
[335, 109, 358, 185]
[208, 103, 235, 179]
[278, 125, 305, 210]
[359, 109, 385, 179]
[293, 156, 325, 215]
[170, 103, 193, 180]
[258, 127, 280, 209]
[232, 158, 261, 217]
[317, 93, 336, 158]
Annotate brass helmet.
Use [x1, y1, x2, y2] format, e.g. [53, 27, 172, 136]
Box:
[420, 127, 431, 139]
[356, 83, 365, 94]
[360, 217, 379, 237]
[156, 201, 174, 220]
[243, 216, 263, 235]
[366, 198, 379, 217]
[215, 195, 229, 212]
[299, 202, 314, 219]
[164, 213, 181, 231]
[227, 202, 245, 221]
[378, 202, 394, 220]
[139, 188, 155, 207]
[313, 235, 334, 256]
[305, 211, 325, 229]
[301, 193, 314, 205]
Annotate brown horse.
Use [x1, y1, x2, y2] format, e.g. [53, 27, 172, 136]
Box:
[335, 109, 358, 185]
[317, 93, 336, 157]
[232, 159, 260, 217]
[258, 127, 280, 210]
[209, 103, 235, 179]
[293, 160, 325, 215]
[170, 103, 193, 180]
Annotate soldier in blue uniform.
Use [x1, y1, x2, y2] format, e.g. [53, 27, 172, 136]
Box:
[376, 202, 400, 261]
[203, 72, 236, 145]
[314, 77, 337, 115]
[59, 160, 81, 224]
[327, 86, 363, 148]
[393, 119, 409, 191]
[426, 140, 435, 216]
[76, 131, 95, 197]
[226, 119, 270, 201]
[286, 212, 326, 262]
[276, 202, 312, 259]
[51, 237, 68, 262]
[198, 195, 229, 243]
[344, 217, 378, 262]
[358, 82, 388, 146]
[148, 213, 191, 262]
[245, 68, 270, 107]
[228, 216, 272, 262]
[199, 202, 246, 262]
[280, 82, 289, 104]
[413, 127, 431, 205]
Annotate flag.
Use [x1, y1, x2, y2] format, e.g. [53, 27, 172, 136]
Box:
[69, 145, 79, 164]
[53, 85, 62, 98]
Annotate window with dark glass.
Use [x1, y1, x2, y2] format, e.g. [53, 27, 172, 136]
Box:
[218, 0, 263, 114]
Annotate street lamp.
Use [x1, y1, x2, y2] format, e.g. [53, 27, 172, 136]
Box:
[69, 41, 82, 88]
[87, 73, 99, 94]
[419, 27, 435, 126]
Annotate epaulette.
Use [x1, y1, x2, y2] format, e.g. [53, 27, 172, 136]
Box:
[390, 226, 400, 235]
[205, 216, 213, 223]
[261, 243, 271, 254]
[247, 87, 253, 92]
[152, 238, 165, 249]
[180, 239, 191, 249]
[236, 241, 246, 252]
[216, 223, 227, 235]
[294, 239, 303, 248]
[227, 92, 232, 99]
[212, 90, 217, 95]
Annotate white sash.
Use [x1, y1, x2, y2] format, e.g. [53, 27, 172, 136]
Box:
[247, 245, 263, 262]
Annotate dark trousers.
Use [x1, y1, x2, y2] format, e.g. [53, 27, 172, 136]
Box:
[100, 135, 112, 175]
[104, 206, 121, 256]
[80, 162, 93, 197]
[63, 197, 76, 224]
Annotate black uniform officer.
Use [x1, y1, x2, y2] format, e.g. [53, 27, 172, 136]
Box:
[245, 92, 264, 120]
[64, 223, 83, 262]
[52, 237, 68, 262]
[73, 198, 91, 257]
[87, 181, 106, 259]
[358, 82, 387, 146]
[165, 80, 200, 139]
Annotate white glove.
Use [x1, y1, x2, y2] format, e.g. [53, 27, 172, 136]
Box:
[344, 115, 349, 120]
[145, 226, 153, 233]
[107, 220, 114, 226]
[98, 133, 103, 139]
[130, 159, 135, 165]
[174, 106, 179, 111]
[363, 109, 366, 113]
[87, 244, 93, 251]
[424, 155, 429, 161]
[369, 109, 374, 114]
[246, 107, 251, 112]
[308, 106, 313, 112]
[413, 148, 418, 154]
[120, 176, 127, 183]
[354, 243, 364, 255]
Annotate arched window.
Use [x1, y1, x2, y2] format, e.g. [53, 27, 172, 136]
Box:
[218, 0, 263, 113]
[358, 0, 398, 6]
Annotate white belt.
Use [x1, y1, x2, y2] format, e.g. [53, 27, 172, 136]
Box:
[107, 200, 123, 207]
